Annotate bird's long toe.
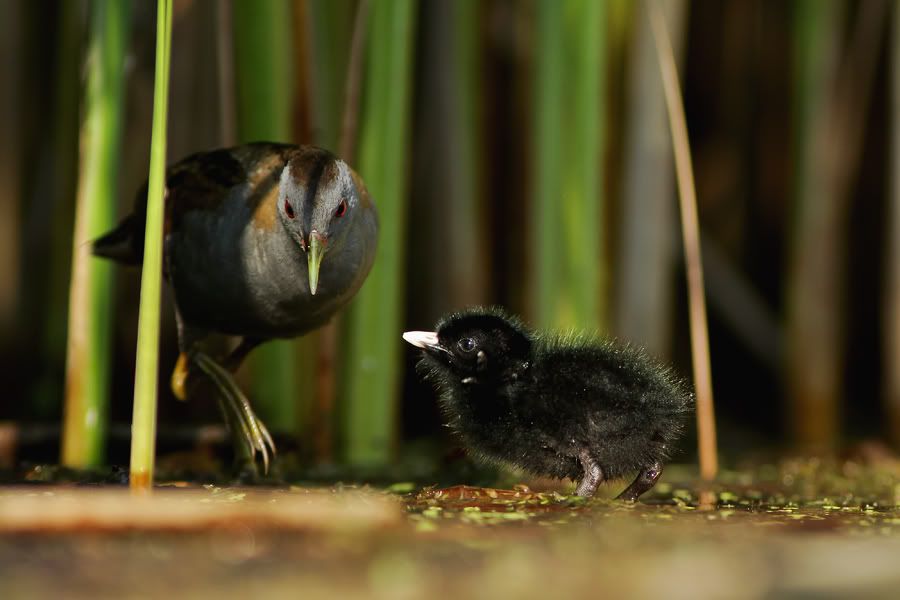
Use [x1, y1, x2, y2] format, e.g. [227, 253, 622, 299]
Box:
[192, 351, 277, 474]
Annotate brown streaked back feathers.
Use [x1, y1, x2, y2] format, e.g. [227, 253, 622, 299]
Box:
[92, 143, 340, 264]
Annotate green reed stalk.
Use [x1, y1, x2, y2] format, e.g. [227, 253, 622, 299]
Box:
[232, 0, 300, 433]
[339, 0, 417, 467]
[532, 0, 605, 330]
[130, 0, 173, 492]
[62, 0, 130, 468]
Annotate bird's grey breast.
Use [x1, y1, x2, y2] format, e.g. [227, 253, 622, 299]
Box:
[167, 186, 309, 337]
[168, 179, 375, 339]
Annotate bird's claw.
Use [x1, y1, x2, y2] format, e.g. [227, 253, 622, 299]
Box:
[192, 351, 277, 474]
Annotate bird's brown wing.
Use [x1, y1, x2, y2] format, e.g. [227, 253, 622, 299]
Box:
[164, 143, 296, 234]
[93, 143, 296, 264]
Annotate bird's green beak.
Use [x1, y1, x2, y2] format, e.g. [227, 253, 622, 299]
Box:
[307, 232, 326, 296]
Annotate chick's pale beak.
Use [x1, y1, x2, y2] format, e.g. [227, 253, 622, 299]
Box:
[307, 230, 327, 296]
[402, 331, 442, 351]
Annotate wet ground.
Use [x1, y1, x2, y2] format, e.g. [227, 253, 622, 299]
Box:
[1, 459, 899, 598]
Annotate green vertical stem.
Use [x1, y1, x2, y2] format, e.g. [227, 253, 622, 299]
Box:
[339, 0, 417, 467]
[532, 0, 605, 330]
[533, 1, 563, 328]
[233, 0, 293, 141]
[233, 0, 302, 433]
[130, 0, 173, 492]
[884, 5, 900, 448]
[63, 0, 130, 468]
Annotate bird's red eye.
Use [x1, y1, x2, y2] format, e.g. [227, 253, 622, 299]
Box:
[335, 199, 347, 218]
[284, 200, 295, 219]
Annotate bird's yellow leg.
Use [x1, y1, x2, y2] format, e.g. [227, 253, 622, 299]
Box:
[170, 352, 191, 401]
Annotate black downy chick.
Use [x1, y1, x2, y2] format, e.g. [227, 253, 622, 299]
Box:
[403, 307, 694, 501]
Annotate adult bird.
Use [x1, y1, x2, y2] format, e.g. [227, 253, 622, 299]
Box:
[95, 142, 378, 472]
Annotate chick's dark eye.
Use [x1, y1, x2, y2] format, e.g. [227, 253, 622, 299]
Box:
[284, 200, 295, 219]
[457, 337, 476, 353]
[335, 198, 347, 218]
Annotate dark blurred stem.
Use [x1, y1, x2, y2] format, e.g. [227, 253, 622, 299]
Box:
[303, 0, 353, 463]
[309, 0, 371, 465]
[615, 0, 686, 358]
[287, 0, 318, 456]
[884, 4, 900, 449]
[0, 1, 21, 337]
[647, 0, 718, 480]
[31, 1, 81, 420]
[409, 0, 486, 319]
[215, 0, 235, 146]
[786, 0, 887, 452]
[339, 0, 370, 161]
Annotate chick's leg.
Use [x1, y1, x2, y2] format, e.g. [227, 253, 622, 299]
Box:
[575, 450, 605, 497]
[615, 461, 663, 502]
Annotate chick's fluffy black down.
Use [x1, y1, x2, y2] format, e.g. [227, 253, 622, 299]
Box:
[417, 308, 694, 482]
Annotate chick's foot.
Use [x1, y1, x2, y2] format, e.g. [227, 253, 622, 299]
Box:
[574, 450, 605, 497]
[615, 461, 663, 502]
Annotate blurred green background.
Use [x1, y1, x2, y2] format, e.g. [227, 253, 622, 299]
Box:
[0, 0, 897, 474]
